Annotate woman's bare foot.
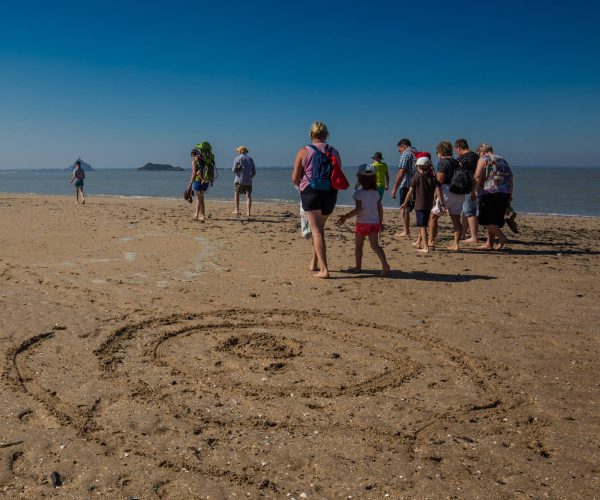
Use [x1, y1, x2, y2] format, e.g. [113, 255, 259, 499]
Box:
[231, 210, 241, 216]
[478, 244, 493, 250]
[380, 264, 391, 277]
[393, 232, 410, 239]
[448, 244, 460, 252]
[495, 236, 508, 250]
[462, 238, 479, 244]
[312, 270, 330, 279]
[417, 247, 429, 254]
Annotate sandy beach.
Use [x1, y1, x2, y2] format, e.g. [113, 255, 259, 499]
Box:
[0, 193, 598, 498]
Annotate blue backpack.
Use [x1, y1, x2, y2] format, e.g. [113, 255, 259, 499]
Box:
[306, 144, 333, 191]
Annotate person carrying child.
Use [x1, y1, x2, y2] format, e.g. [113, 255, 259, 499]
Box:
[337, 164, 390, 276]
[400, 156, 440, 254]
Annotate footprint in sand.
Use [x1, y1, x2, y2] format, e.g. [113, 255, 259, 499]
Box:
[124, 252, 136, 262]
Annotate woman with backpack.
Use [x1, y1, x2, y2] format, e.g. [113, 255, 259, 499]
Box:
[292, 122, 341, 279]
[188, 143, 216, 222]
[473, 143, 513, 250]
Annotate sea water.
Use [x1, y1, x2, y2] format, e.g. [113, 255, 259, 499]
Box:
[1, 167, 599, 216]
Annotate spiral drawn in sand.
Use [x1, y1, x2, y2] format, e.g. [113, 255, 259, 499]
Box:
[4, 309, 547, 496]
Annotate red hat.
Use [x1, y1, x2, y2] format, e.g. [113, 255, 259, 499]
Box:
[416, 152, 431, 159]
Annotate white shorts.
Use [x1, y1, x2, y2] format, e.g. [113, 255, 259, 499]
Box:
[432, 184, 464, 216]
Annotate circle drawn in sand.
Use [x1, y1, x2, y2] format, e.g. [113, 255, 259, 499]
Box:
[6, 309, 540, 497]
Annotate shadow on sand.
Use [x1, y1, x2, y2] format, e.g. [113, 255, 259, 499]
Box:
[336, 269, 496, 282]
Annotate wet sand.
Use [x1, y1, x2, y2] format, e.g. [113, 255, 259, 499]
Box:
[0, 193, 598, 498]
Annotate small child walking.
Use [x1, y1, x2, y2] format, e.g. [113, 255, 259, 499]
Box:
[401, 156, 439, 253]
[338, 164, 390, 276]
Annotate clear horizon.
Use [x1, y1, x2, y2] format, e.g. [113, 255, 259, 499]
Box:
[1, 1, 599, 169]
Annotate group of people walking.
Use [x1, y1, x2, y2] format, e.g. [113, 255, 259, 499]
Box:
[93, 121, 512, 280]
[289, 122, 515, 279]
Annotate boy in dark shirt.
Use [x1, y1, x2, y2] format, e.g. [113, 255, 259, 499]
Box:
[401, 156, 440, 253]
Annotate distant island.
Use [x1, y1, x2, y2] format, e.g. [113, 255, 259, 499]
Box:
[138, 163, 185, 171]
[65, 157, 94, 171]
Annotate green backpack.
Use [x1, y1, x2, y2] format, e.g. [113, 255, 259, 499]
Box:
[195, 142, 217, 183]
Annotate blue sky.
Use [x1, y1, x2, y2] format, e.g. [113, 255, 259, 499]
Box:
[1, 0, 599, 169]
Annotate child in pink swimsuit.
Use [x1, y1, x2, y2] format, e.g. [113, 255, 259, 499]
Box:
[337, 164, 390, 276]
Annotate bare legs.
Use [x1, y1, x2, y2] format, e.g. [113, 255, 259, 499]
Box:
[461, 215, 479, 243]
[194, 191, 205, 221]
[304, 210, 330, 278]
[397, 206, 411, 238]
[233, 192, 241, 215]
[246, 193, 252, 217]
[479, 225, 508, 250]
[415, 226, 430, 253]
[353, 233, 391, 275]
[448, 214, 462, 251]
[233, 192, 252, 217]
[75, 186, 85, 204]
[309, 245, 318, 272]
[428, 213, 439, 248]
[428, 213, 462, 251]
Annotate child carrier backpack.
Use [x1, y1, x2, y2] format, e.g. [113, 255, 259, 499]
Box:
[195, 142, 217, 184]
[306, 144, 334, 191]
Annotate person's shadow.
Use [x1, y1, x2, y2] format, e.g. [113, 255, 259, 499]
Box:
[336, 269, 496, 281]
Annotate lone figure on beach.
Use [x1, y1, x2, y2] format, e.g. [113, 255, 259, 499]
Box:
[232, 146, 256, 217]
[69, 160, 86, 204]
[292, 121, 341, 279]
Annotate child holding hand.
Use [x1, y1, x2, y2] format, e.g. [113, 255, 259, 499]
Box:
[338, 164, 391, 276]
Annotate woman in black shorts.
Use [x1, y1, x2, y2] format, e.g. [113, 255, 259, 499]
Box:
[474, 143, 513, 250]
[292, 122, 341, 278]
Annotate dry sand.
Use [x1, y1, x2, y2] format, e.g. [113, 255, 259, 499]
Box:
[0, 193, 598, 498]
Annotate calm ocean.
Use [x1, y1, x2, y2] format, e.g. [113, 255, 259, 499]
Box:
[1, 167, 599, 216]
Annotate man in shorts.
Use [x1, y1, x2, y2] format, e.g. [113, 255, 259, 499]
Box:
[391, 138, 417, 238]
[232, 145, 256, 217]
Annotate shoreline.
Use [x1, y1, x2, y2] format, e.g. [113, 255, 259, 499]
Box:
[2, 191, 599, 218]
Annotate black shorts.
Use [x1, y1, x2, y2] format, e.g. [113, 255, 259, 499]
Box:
[415, 209, 431, 227]
[478, 193, 510, 227]
[300, 186, 338, 216]
[399, 187, 414, 212]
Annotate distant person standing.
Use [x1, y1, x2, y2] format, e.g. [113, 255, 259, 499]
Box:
[391, 139, 417, 238]
[370, 152, 389, 199]
[232, 146, 256, 217]
[69, 160, 85, 204]
[292, 121, 341, 279]
[454, 138, 480, 243]
[474, 143, 513, 250]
